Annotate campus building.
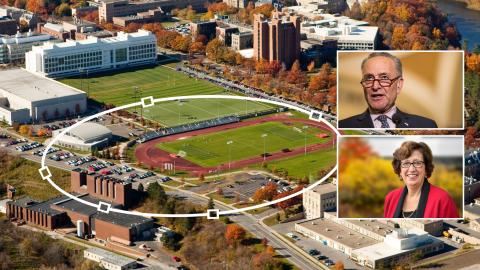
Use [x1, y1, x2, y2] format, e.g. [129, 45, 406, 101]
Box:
[296, 213, 444, 269]
[84, 248, 137, 270]
[98, 0, 205, 23]
[253, 11, 301, 68]
[6, 170, 152, 245]
[300, 14, 378, 50]
[0, 17, 16, 35]
[0, 68, 87, 124]
[294, 0, 348, 14]
[0, 5, 38, 29]
[190, 21, 217, 40]
[112, 8, 167, 27]
[216, 24, 239, 47]
[52, 122, 112, 151]
[0, 31, 55, 64]
[223, 0, 249, 9]
[303, 182, 336, 219]
[231, 32, 253, 51]
[25, 29, 157, 78]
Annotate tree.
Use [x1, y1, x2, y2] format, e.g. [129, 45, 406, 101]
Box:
[307, 61, 315, 72]
[54, 3, 71, 17]
[265, 245, 275, 255]
[274, 185, 304, 211]
[225, 224, 246, 243]
[19, 125, 29, 135]
[26, 0, 45, 14]
[147, 182, 167, 205]
[252, 182, 278, 202]
[205, 38, 224, 62]
[207, 197, 215, 209]
[335, 261, 345, 270]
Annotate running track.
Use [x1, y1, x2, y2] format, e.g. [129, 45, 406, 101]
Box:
[135, 114, 336, 175]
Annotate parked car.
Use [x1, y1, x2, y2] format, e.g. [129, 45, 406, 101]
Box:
[308, 249, 320, 256]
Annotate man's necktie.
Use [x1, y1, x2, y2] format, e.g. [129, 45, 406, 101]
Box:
[376, 115, 390, 128]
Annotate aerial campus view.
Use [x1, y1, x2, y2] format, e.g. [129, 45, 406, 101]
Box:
[0, 0, 480, 269]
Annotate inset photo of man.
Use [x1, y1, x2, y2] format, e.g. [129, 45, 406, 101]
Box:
[337, 51, 463, 129]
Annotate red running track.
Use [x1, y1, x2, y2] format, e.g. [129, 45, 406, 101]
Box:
[135, 114, 336, 176]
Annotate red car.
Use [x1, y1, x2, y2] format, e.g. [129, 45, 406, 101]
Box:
[172, 256, 181, 262]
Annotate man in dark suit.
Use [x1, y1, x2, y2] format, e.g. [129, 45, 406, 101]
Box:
[339, 52, 437, 129]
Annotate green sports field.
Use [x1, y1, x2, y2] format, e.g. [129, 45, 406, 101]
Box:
[156, 121, 332, 167]
[59, 65, 272, 126]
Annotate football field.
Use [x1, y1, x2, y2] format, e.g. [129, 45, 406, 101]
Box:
[59, 65, 272, 126]
[156, 121, 331, 167]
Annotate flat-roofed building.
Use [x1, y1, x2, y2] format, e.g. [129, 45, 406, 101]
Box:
[112, 8, 167, 27]
[190, 21, 217, 40]
[216, 24, 239, 47]
[25, 29, 157, 78]
[231, 31, 253, 51]
[295, 218, 380, 256]
[84, 247, 137, 270]
[0, 68, 87, 124]
[465, 198, 480, 220]
[223, 0, 249, 9]
[0, 30, 55, 64]
[0, 17, 16, 35]
[303, 182, 336, 219]
[99, 0, 205, 23]
[253, 11, 301, 68]
[39, 22, 71, 41]
[301, 14, 378, 50]
[351, 228, 444, 269]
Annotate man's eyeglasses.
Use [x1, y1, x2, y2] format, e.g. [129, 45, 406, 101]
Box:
[360, 76, 401, 88]
[400, 161, 425, 169]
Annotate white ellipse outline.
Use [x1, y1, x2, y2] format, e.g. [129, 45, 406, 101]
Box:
[40, 95, 340, 218]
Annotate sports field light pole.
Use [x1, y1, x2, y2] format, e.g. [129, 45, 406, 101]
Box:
[177, 101, 183, 122]
[261, 133, 267, 161]
[227, 140, 233, 170]
[302, 125, 309, 156]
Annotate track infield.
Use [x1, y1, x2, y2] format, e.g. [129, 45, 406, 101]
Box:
[135, 114, 336, 175]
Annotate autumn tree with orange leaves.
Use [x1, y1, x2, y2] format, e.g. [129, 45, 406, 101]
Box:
[225, 224, 246, 244]
[252, 182, 278, 203]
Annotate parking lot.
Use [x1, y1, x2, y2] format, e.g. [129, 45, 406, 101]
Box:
[187, 172, 297, 201]
[0, 130, 158, 184]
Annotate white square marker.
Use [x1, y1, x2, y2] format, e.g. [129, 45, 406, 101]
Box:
[38, 166, 52, 180]
[207, 209, 220, 219]
[309, 110, 323, 121]
[97, 202, 111, 213]
[141, 96, 155, 108]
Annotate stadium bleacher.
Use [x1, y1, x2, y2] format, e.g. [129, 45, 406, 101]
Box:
[137, 116, 240, 143]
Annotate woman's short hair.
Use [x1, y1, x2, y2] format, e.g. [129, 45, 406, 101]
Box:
[392, 141, 434, 178]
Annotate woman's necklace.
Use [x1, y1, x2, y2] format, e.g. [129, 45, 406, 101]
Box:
[402, 209, 416, 218]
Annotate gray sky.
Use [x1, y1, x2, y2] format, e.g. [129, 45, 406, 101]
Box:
[343, 136, 463, 157]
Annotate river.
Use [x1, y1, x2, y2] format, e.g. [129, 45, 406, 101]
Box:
[437, 0, 480, 50]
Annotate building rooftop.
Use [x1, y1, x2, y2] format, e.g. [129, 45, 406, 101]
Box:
[347, 219, 395, 237]
[465, 203, 480, 217]
[64, 122, 112, 142]
[85, 247, 136, 266]
[9, 196, 38, 208]
[0, 69, 86, 102]
[297, 218, 380, 249]
[310, 182, 336, 194]
[27, 195, 69, 216]
[95, 211, 153, 228]
[352, 228, 441, 261]
[53, 193, 115, 217]
[0, 31, 52, 45]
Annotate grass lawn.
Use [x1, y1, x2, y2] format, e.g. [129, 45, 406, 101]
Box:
[156, 121, 331, 167]
[260, 148, 336, 180]
[341, 130, 368, 135]
[0, 157, 70, 201]
[59, 65, 273, 127]
[207, 192, 235, 204]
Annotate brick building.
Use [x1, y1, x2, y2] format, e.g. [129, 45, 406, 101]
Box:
[190, 21, 217, 41]
[6, 170, 152, 245]
[253, 11, 301, 68]
[112, 8, 167, 27]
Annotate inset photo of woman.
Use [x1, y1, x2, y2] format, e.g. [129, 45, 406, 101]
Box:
[338, 136, 463, 219]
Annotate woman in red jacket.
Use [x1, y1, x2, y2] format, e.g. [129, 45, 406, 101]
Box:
[384, 141, 459, 218]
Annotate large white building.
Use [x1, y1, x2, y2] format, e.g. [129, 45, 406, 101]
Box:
[0, 69, 87, 124]
[0, 30, 55, 63]
[25, 29, 157, 78]
[52, 122, 112, 151]
[300, 14, 378, 50]
[303, 181, 336, 219]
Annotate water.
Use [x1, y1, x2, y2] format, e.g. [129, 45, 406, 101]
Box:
[437, 0, 480, 50]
